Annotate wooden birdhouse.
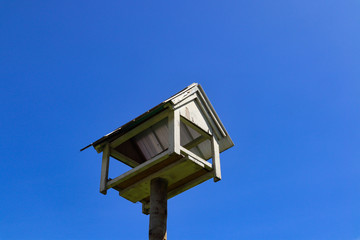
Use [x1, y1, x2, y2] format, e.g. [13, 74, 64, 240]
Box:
[81, 83, 234, 214]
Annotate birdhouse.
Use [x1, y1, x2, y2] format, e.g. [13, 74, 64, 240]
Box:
[81, 83, 234, 214]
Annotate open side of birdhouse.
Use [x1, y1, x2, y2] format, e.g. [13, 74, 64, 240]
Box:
[82, 83, 234, 214]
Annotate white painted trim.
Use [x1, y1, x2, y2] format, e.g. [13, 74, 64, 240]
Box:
[212, 136, 221, 182]
[168, 109, 180, 155]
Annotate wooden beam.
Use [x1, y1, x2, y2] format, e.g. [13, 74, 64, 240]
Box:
[118, 157, 187, 200]
[179, 146, 212, 170]
[195, 91, 226, 137]
[167, 171, 213, 199]
[172, 94, 197, 110]
[106, 150, 171, 190]
[183, 135, 207, 150]
[110, 148, 139, 168]
[100, 143, 110, 194]
[212, 136, 221, 182]
[168, 110, 180, 155]
[141, 200, 150, 215]
[193, 97, 222, 140]
[109, 109, 170, 149]
[181, 120, 206, 160]
[180, 115, 212, 140]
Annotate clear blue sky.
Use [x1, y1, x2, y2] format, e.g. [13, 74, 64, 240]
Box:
[1, 1, 359, 239]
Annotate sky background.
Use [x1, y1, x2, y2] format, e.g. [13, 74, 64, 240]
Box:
[1, 1, 359, 239]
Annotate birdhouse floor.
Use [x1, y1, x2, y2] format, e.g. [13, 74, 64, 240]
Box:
[105, 152, 213, 204]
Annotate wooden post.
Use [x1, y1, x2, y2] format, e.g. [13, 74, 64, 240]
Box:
[100, 143, 110, 194]
[168, 110, 180, 155]
[211, 136, 221, 182]
[149, 178, 168, 240]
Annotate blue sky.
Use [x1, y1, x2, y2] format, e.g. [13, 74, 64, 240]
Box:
[1, 1, 359, 239]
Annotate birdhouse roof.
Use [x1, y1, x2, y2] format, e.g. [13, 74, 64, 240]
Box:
[81, 83, 234, 153]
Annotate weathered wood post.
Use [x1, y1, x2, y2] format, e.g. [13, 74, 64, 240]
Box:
[149, 178, 168, 240]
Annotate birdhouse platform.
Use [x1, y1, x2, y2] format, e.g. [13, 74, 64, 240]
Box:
[81, 83, 234, 214]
